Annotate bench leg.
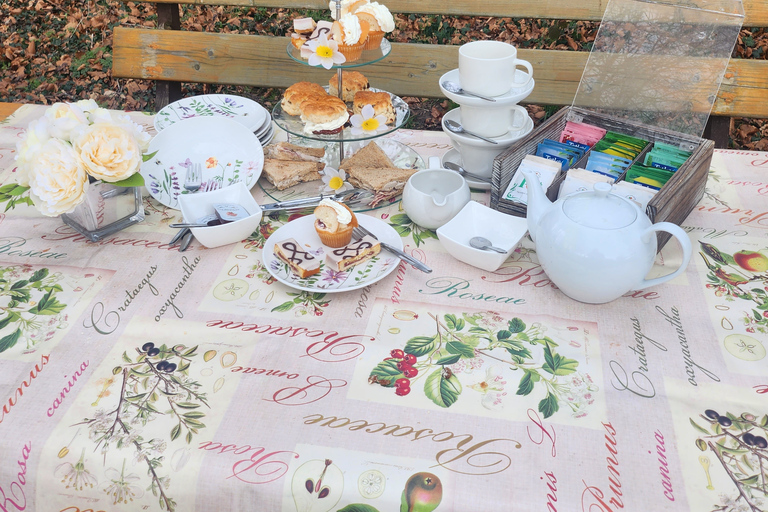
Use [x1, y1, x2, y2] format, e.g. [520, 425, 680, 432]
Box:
[155, 3, 182, 111]
[704, 116, 731, 149]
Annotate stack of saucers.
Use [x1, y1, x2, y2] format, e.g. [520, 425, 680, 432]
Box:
[154, 94, 274, 146]
[438, 41, 536, 189]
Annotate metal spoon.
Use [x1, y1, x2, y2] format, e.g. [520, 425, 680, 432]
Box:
[469, 236, 507, 254]
[441, 81, 497, 102]
[442, 161, 492, 183]
[444, 119, 499, 145]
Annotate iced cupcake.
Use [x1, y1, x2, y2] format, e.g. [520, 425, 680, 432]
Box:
[331, 13, 369, 62]
[314, 198, 358, 247]
[355, 2, 395, 50]
[329, 0, 369, 19]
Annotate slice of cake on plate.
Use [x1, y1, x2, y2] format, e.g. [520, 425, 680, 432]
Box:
[325, 235, 381, 271]
[273, 238, 321, 278]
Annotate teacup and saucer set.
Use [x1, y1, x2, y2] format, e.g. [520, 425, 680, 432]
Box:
[438, 41, 536, 190]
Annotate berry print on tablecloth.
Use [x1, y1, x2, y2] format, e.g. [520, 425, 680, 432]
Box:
[0, 262, 111, 361]
[37, 317, 257, 512]
[693, 237, 768, 376]
[349, 299, 604, 426]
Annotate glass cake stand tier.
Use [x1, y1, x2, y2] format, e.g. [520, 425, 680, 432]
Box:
[258, 138, 425, 212]
[287, 39, 391, 69]
[272, 88, 410, 143]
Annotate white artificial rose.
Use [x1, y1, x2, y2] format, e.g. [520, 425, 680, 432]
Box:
[112, 114, 151, 152]
[14, 117, 51, 186]
[73, 122, 143, 182]
[44, 102, 89, 141]
[27, 139, 88, 216]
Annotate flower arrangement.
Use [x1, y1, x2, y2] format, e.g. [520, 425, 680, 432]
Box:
[9, 100, 153, 216]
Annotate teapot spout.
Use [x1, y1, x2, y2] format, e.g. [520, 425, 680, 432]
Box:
[520, 168, 552, 243]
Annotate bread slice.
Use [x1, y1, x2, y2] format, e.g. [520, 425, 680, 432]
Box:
[264, 142, 325, 162]
[345, 166, 419, 206]
[262, 159, 323, 190]
[339, 141, 395, 170]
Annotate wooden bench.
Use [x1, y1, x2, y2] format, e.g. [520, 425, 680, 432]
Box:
[112, 0, 768, 147]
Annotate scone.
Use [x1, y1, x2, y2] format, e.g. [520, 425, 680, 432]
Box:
[353, 90, 395, 124]
[314, 198, 358, 248]
[300, 96, 349, 135]
[328, 70, 369, 102]
[274, 238, 321, 278]
[281, 82, 327, 116]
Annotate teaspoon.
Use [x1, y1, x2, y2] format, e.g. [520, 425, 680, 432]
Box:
[444, 119, 499, 145]
[442, 162, 492, 183]
[441, 81, 497, 102]
[469, 236, 507, 254]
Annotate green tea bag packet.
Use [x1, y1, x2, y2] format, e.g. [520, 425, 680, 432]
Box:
[503, 155, 561, 205]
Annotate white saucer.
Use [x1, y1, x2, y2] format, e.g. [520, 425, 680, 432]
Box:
[254, 115, 273, 139]
[442, 108, 534, 146]
[439, 68, 535, 107]
[259, 123, 276, 146]
[441, 148, 491, 191]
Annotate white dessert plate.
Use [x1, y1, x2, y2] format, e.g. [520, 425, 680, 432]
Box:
[254, 115, 273, 139]
[442, 148, 491, 191]
[439, 68, 535, 107]
[263, 215, 402, 293]
[258, 123, 276, 146]
[154, 94, 268, 133]
[142, 117, 264, 210]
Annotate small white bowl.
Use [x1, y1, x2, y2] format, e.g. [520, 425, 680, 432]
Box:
[178, 182, 263, 248]
[436, 201, 528, 272]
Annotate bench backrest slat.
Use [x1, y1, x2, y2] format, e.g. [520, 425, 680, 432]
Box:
[112, 27, 768, 118]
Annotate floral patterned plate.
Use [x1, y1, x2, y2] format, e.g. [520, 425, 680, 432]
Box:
[141, 117, 264, 210]
[263, 214, 401, 293]
[153, 94, 268, 133]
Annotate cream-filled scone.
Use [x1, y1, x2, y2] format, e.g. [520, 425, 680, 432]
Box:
[325, 235, 381, 271]
[281, 82, 328, 116]
[300, 96, 349, 135]
[314, 198, 358, 247]
[328, 70, 369, 102]
[353, 90, 395, 124]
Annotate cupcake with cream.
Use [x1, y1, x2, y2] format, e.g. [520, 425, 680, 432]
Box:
[329, 0, 369, 19]
[331, 13, 369, 62]
[354, 2, 395, 50]
[314, 198, 358, 247]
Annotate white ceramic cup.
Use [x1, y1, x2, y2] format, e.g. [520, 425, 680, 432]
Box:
[460, 103, 529, 138]
[451, 138, 514, 179]
[458, 41, 533, 97]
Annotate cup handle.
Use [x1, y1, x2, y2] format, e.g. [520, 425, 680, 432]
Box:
[512, 59, 533, 85]
[428, 156, 442, 169]
[509, 105, 528, 130]
[636, 222, 692, 290]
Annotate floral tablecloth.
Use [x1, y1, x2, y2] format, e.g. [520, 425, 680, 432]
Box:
[1, 104, 768, 512]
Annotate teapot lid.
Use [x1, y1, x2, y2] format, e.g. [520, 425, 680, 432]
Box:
[562, 182, 637, 229]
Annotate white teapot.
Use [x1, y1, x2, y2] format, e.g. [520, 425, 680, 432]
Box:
[522, 169, 692, 304]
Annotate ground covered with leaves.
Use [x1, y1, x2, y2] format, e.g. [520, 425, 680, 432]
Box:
[1, 0, 767, 149]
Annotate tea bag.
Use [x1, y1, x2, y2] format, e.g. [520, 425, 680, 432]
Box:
[503, 155, 561, 205]
[559, 168, 614, 197]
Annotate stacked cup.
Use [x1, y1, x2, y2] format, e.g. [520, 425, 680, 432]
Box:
[439, 41, 536, 186]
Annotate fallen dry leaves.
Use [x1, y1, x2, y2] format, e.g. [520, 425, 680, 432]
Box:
[0, 1, 765, 148]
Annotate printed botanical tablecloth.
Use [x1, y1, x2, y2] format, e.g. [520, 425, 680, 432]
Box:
[1, 104, 768, 512]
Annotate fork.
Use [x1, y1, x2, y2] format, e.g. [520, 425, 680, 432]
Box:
[184, 163, 202, 193]
[352, 225, 432, 273]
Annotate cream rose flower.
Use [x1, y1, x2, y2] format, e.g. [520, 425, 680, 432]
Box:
[27, 139, 88, 216]
[15, 117, 51, 186]
[44, 102, 89, 141]
[73, 122, 142, 182]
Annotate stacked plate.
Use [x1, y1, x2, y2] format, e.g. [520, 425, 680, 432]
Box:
[154, 94, 275, 146]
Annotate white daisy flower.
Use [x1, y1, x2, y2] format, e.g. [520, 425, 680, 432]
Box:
[300, 34, 346, 69]
[350, 104, 387, 135]
[320, 166, 353, 193]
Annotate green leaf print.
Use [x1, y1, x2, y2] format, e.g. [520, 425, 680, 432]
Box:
[424, 368, 462, 408]
[0, 328, 21, 353]
[369, 359, 404, 387]
[508, 318, 526, 333]
[445, 341, 475, 358]
[539, 392, 559, 418]
[542, 345, 578, 376]
[404, 335, 437, 357]
[444, 313, 465, 331]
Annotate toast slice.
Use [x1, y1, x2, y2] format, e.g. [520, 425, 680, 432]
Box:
[262, 159, 324, 190]
[339, 141, 395, 170]
[264, 142, 325, 162]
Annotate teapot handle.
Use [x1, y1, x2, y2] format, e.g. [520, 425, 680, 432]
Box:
[637, 222, 692, 290]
